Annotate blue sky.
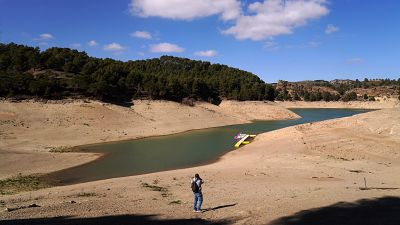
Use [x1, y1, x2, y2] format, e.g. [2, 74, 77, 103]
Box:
[1, 0, 399, 82]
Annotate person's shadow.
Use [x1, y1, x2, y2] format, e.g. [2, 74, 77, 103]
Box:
[202, 203, 238, 212]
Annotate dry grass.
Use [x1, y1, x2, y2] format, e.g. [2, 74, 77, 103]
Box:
[48, 146, 73, 153]
[141, 182, 171, 198]
[76, 192, 97, 197]
[0, 174, 50, 195]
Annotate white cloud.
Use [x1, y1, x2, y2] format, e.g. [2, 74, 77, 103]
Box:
[104, 42, 125, 51]
[69, 43, 82, 49]
[132, 31, 152, 39]
[34, 33, 54, 41]
[87, 40, 98, 47]
[223, 0, 329, 40]
[130, 0, 329, 41]
[325, 24, 339, 34]
[195, 50, 217, 57]
[39, 33, 54, 40]
[346, 58, 363, 64]
[130, 0, 241, 20]
[150, 42, 184, 53]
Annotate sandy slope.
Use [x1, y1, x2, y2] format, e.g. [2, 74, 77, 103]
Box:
[197, 101, 301, 121]
[0, 100, 298, 179]
[1, 107, 399, 224]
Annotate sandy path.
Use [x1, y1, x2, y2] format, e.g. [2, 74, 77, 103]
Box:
[1, 107, 399, 224]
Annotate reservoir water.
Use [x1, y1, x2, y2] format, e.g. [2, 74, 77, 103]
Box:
[48, 108, 371, 185]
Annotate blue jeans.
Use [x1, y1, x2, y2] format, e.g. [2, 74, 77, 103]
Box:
[193, 192, 203, 211]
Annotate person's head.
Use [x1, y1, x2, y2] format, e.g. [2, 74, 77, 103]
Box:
[195, 173, 200, 180]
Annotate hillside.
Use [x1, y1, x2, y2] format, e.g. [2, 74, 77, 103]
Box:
[274, 79, 399, 102]
[0, 43, 275, 104]
[1, 43, 398, 105]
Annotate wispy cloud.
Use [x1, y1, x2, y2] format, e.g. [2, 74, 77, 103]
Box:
[130, 0, 241, 21]
[104, 42, 125, 52]
[150, 42, 184, 53]
[325, 24, 339, 34]
[195, 50, 217, 57]
[132, 31, 152, 39]
[266, 40, 320, 50]
[264, 41, 280, 51]
[346, 58, 363, 64]
[34, 33, 54, 41]
[87, 40, 98, 47]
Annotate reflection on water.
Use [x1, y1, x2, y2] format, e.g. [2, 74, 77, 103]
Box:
[49, 108, 372, 185]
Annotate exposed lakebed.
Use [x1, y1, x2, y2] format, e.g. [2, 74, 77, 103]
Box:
[48, 108, 372, 185]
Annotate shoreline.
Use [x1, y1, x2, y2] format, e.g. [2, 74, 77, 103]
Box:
[0, 99, 396, 181]
[0, 99, 299, 180]
[30, 100, 393, 154]
[42, 118, 263, 186]
[47, 108, 373, 186]
[0, 100, 396, 181]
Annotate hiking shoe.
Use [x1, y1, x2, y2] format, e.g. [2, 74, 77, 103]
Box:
[195, 210, 202, 213]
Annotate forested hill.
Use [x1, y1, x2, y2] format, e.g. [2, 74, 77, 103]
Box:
[0, 43, 275, 104]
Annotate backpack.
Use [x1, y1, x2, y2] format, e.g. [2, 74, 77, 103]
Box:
[191, 180, 199, 193]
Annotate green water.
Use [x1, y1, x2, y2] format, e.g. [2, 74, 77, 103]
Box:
[48, 108, 371, 185]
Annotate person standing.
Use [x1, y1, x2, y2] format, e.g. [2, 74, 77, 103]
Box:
[191, 173, 204, 212]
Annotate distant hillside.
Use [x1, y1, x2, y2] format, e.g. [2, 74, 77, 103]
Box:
[274, 79, 400, 102]
[0, 43, 275, 104]
[1, 43, 398, 105]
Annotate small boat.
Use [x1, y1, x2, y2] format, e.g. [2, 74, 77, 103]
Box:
[234, 133, 256, 148]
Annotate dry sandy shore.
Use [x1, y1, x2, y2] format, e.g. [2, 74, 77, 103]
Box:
[1, 100, 399, 224]
[0, 100, 298, 179]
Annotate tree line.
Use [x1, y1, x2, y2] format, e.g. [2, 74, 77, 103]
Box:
[275, 78, 400, 102]
[0, 43, 276, 104]
[1, 42, 398, 104]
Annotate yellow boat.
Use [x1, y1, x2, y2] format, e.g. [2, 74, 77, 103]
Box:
[234, 134, 256, 148]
